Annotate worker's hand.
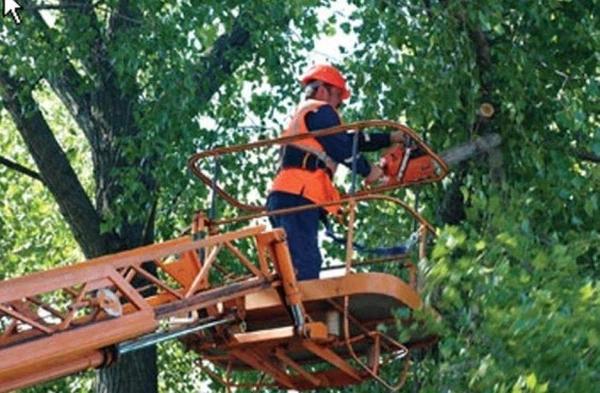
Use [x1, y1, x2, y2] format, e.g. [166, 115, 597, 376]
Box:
[390, 131, 406, 144]
[364, 164, 385, 186]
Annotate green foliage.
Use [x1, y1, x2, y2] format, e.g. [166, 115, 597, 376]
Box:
[1, 0, 598, 392]
[324, 1, 598, 392]
[421, 203, 598, 393]
[0, 102, 84, 279]
[157, 341, 205, 392]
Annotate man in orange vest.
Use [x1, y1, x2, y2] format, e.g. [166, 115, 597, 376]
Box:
[266, 64, 406, 280]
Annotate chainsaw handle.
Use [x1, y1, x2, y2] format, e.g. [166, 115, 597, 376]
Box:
[364, 163, 385, 186]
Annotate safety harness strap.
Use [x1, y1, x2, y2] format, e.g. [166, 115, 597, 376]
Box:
[280, 146, 334, 178]
[286, 143, 338, 173]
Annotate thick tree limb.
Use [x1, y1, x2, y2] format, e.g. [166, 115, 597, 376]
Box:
[58, 0, 109, 83]
[440, 133, 502, 167]
[439, 134, 597, 168]
[433, 1, 505, 226]
[95, 347, 158, 393]
[15, 9, 147, 254]
[56, 0, 147, 232]
[46, 65, 97, 145]
[55, 0, 141, 101]
[468, 28, 493, 99]
[436, 134, 502, 226]
[193, 9, 292, 103]
[0, 156, 43, 182]
[468, 27, 505, 186]
[439, 0, 504, 183]
[0, 72, 112, 258]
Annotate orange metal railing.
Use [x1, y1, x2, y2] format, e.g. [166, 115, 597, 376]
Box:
[188, 120, 449, 214]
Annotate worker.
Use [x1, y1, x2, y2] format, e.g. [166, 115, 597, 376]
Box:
[266, 63, 406, 281]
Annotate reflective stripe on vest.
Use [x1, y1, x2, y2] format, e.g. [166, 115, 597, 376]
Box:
[271, 99, 341, 214]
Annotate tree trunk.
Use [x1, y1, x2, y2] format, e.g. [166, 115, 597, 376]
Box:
[437, 133, 502, 224]
[95, 347, 158, 393]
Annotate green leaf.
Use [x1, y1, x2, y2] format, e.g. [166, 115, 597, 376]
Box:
[526, 373, 537, 390]
[579, 282, 594, 302]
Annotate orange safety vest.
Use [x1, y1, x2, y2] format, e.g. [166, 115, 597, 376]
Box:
[271, 99, 341, 215]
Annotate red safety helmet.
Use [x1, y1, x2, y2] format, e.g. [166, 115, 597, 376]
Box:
[300, 64, 351, 100]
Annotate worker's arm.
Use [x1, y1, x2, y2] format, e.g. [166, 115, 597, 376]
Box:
[356, 132, 391, 152]
[305, 105, 371, 177]
[358, 128, 406, 151]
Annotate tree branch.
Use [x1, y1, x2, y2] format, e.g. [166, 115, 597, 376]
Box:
[438, 1, 505, 187]
[56, 0, 147, 226]
[108, 0, 142, 37]
[0, 156, 43, 182]
[575, 150, 600, 164]
[46, 64, 97, 146]
[57, 0, 108, 81]
[24, 1, 102, 11]
[439, 133, 502, 167]
[437, 134, 502, 225]
[194, 14, 253, 103]
[0, 71, 114, 258]
[28, 11, 97, 148]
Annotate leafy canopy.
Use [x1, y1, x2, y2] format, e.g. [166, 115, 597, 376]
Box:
[1, 0, 598, 392]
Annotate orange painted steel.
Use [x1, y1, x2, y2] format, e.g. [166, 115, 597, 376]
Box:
[185, 273, 438, 391]
[187, 120, 449, 214]
[0, 225, 288, 392]
[0, 214, 436, 392]
[206, 194, 435, 288]
[211, 193, 437, 234]
[1, 351, 107, 393]
[1, 120, 446, 392]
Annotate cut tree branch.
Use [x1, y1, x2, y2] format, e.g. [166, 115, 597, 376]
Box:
[436, 133, 502, 226]
[0, 71, 113, 258]
[439, 0, 505, 186]
[439, 133, 502, 167]
[0, 156, 43, 182]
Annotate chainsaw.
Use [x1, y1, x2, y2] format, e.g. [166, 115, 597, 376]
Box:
[379, 140, 437, 186]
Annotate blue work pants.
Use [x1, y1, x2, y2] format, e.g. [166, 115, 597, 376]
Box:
[266, 192, 323, 281]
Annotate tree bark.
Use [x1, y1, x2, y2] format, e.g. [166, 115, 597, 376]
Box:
[576, 150, 600, 164]
[436, 134, 502, 224]
[0, 72, 115, 258]
[95, 348, 158, 393]
[435, 1, 503, 225]
[439, 133, 502, 167]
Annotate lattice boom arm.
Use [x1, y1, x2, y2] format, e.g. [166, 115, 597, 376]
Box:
[0, 225, 280, 392]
